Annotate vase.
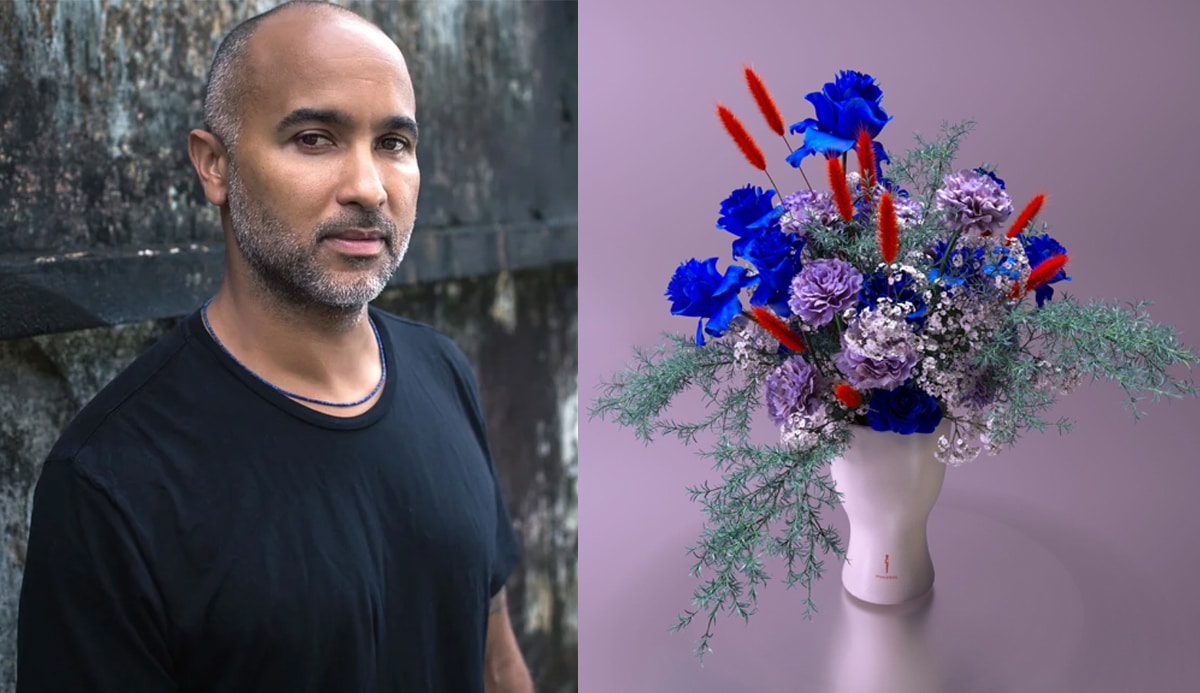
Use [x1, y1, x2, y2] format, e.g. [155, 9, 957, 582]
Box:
[830, 421, 949, 605]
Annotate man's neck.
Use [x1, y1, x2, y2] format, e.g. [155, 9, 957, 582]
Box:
[204, 280, 385, 414]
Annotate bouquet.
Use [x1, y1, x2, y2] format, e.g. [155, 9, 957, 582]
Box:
[592, 68, 1197, 658]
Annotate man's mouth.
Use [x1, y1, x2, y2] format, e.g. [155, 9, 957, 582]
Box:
[322, 228, 386, 255]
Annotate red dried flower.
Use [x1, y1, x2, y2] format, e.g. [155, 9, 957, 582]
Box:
[855, 129, 876, 189]
[751, 307, 807, 353]
[827, 157, 854, 223]
[835, 383, 862, 408]
[1005, 193, 1047, 245]
[1025, 253, 1068, 292]
[744, 66, 785, 137]
[717, 104, 766, 171]
[877, 191, 899, 264]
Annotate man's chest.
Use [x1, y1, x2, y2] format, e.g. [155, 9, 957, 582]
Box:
[154, 424, 500, 680]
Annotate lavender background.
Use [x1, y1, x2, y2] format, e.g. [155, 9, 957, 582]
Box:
[579, 0, 1200, 691]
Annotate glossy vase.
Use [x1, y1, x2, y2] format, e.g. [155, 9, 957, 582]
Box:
[830, 422, 949, 605]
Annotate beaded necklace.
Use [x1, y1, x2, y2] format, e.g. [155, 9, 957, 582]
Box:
[201, 297, 386, 408]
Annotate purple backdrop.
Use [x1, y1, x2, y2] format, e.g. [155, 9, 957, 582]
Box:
[579, 0, 1200, 690]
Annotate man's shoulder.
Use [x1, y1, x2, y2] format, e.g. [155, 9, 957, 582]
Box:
[46, 314, 200, 471]
[370, 307, 472, 368]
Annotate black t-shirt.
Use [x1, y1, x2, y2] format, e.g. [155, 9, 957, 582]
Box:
[17, 307, 520, 692]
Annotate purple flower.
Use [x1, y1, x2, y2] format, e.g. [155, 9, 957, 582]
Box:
[765, 356, 823, 427]
[865, 384, 943, 435]
[789, 258, 862, 326]
[834, 310, 919, 391]
[934, 169, 1013, 235]
[781, 190, 842, 232]
[835, 348, 918, 391]
[890, 194, 924, 229]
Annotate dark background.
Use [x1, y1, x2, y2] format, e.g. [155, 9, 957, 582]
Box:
[0, 1, 577, 691]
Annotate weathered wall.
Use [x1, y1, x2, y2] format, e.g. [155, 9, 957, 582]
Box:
[0, 0, 577, 691]
[0, 0, 577, 336]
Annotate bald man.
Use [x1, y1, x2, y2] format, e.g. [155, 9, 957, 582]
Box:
[16, 2, 533, 691]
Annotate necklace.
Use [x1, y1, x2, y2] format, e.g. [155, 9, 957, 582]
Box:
[201, 297, 386, 408]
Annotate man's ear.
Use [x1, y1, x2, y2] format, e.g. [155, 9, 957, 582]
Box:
[188, 129, 231, 206]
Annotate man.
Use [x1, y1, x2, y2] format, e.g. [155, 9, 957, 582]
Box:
[17, 2, 533, 691]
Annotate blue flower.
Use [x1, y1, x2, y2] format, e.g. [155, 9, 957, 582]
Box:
[744, 228, 805, 315]
[786, 70, 893, 166]
[1019, 233, 1071, 307]
[666, 258, 758, 346]
[865, 383, 943, 435]
[981, 244, 1023, 282]
[717, 185, 783, 259]
[928, 240, 986, 290]
[859, 267, 927, 326]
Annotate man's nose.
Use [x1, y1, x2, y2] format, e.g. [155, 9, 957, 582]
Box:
[336, 143, 387, 210]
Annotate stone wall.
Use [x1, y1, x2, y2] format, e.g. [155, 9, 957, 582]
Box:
[0, 0, 577, 690]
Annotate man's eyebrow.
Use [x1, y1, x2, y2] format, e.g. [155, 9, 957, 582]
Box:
[275, 109, 418, 140]
[275, 108, 352, 134]
[380, 116, 418, 139]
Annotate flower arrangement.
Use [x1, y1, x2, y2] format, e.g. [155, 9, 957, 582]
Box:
[592, 68, 1197, 658]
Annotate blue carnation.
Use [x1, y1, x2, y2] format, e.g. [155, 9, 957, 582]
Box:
[865, 383, 943, 435]
[666, 258, 758, 346]
[717, 185, 783, 259]
[786, 70, 893, 166]
[859, 267, 927, 326]
[743, 228, 805, 315]
[1019, 233, 1071, 307]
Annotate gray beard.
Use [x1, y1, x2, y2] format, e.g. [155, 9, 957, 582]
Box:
[226, 166, 412, 313]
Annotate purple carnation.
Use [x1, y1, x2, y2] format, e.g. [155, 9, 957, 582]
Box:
[765, 356, 823, 427]
[835, 348, 918, 391]
[834, 311, 919, 392]
[891, 194, 925, 229]
[934, 169, 1013, 234]
[789, 258, 862, 326]
[781, 190, 842, 233]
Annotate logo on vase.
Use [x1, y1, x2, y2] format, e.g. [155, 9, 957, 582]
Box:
[876, 553, 898, 580]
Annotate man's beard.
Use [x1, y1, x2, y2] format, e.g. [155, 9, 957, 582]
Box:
[226, 165, 412, 312]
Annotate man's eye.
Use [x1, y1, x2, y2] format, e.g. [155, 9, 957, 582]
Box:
[379, 136, 408, 152]
[297, 133, 331, 148]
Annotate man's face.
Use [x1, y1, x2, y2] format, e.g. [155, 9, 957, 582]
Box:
[225, 12, 420, 311]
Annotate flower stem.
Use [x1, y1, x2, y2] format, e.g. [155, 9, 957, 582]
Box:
[781, 135, 814, 191]
[933, 228, 964, 292]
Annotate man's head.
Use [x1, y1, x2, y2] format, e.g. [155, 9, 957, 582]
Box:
[189, 0, 419, 312]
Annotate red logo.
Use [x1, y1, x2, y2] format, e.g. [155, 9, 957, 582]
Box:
[885, 554, 890, 575]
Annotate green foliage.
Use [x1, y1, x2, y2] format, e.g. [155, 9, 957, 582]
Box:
[591, 335, 850, 659]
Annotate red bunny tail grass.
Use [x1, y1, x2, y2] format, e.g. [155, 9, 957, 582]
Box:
[855, 129, 876, 189]
[1007, 279, 1022, 300]
[1025, 253, 1068, 292]
[717, 104, 766, 170]
[1005, 193, 1046, 244]
[877, 191, 899, 264]
[751, 307, 807, 353]
[827, 157, 855, 223]
[744, 66, 785, 137]
[835, 383, 862, 409]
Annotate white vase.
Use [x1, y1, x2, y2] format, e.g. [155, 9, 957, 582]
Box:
[830, 422, 949, 605]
